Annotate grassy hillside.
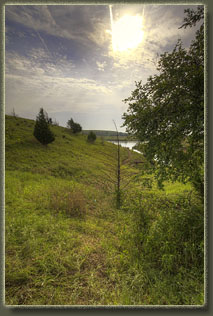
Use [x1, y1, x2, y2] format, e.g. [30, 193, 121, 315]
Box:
[5, 115, 204, 305]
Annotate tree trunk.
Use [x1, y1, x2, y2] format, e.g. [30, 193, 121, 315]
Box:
[113, 120, 121, 209]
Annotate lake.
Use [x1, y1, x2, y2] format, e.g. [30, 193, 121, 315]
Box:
[108, 140, 141, 153]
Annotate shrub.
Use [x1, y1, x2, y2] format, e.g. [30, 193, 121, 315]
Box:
[47, 117, 53, 125]
[67, 118, 82, 134]
[33, 108, 55, 145]
[87, 131, 96, 143]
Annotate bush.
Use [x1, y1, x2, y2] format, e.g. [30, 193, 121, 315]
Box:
[87, 131, 96, 143]
[67, 118, 82, 134]
[47, 118, 53, 125]
[33, 108, 55, 145]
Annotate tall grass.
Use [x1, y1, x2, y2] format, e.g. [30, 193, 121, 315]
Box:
[5, 115, 204, 305]
[119, 187, 204, 305]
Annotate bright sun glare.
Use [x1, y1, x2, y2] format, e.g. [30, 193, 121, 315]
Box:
[108, 6, 144, 52]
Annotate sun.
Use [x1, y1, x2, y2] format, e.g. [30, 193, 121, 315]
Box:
[108, 7, 144, 52]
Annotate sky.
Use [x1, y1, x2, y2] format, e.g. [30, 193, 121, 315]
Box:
[5, 4, 202, 131]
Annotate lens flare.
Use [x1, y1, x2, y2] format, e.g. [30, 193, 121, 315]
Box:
[108, 6, 144, 52]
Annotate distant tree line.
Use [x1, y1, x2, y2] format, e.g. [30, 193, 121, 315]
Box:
[82, 130, 128, 137]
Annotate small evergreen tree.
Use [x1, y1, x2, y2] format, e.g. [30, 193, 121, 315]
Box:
[87, 131, 96, 143]
[33, 108, 55, 145]
[73, 122, 82, 134]
[67, 118, 82, 134]
[67, 118, 75, 130]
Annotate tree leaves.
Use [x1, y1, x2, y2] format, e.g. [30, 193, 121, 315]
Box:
[122, 7, 204, 196]
[67, 118, 82, 134]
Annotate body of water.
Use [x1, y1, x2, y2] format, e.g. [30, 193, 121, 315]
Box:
[108, 140, 141, 153]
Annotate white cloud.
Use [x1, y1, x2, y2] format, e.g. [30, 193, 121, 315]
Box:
[5, 4, 201, 130]
[96, 60, 107, 71]
[106, 4, 200, 75]
[5, 5, 109, 49]
[6, 5, 58, 37]
[5, 51, 115, 120]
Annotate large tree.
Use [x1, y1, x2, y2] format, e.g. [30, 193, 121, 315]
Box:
[122, 6, 204, 197]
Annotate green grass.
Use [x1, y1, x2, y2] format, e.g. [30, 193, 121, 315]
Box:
[5, 115, 204, 305]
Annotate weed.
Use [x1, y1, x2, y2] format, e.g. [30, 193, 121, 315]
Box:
[5, 115, 204, 305]
[49, 187, 87, 217]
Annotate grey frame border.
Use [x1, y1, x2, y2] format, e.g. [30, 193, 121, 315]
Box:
[0, 0, 211, 313]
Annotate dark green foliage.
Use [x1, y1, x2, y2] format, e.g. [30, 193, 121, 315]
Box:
[47, 117, 53, 125]
[33, 108, 55, 145]
[179, 6, 204, 29]
[87, 131, 96, 143]
[141, 194, 203, 275]
[67, 118, 82, 134]
[122, 7, 204, 197]
[122, 189, 204, 278]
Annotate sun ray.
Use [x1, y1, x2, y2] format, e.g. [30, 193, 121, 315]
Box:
[108, 5, 144, 53]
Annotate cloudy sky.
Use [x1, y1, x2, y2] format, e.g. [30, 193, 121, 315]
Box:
[5, 4, 201, 131]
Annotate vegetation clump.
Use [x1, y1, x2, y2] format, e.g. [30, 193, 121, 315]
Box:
[33, 108, 55, 146]
[48, 186, 87, 218]
[87, 131, 96, 143]
[67, 118, 82, 134]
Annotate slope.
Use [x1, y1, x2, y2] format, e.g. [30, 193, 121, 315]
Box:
[5, 115, 204, 306]
[5, 115, 144, 305]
